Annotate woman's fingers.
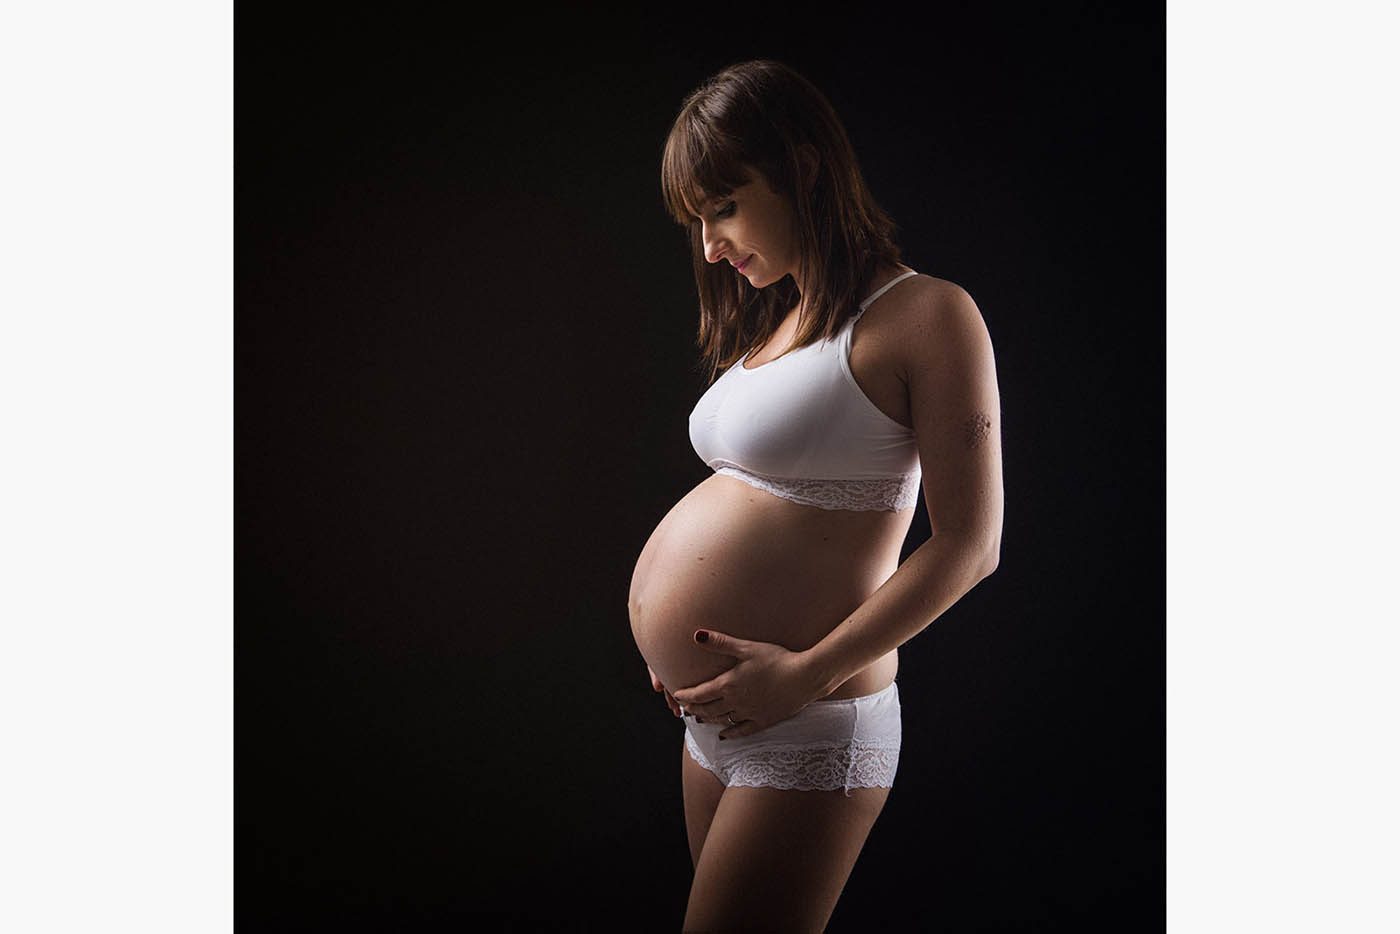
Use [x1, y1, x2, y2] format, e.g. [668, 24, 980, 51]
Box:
[647, 664, 683, 717]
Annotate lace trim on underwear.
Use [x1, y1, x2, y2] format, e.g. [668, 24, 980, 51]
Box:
[712, 463, 920, 512]
[685, 729, 718, 773]
[685, 732, 901, 797]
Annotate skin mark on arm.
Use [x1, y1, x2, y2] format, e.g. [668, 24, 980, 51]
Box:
[963, 413, 993, 449]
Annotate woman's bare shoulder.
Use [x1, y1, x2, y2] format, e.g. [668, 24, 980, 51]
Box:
[907, 272, 971, 303]
[883, 274, 988, 379]
[893, 273, 978, 323]
[868, 270, 973, 326]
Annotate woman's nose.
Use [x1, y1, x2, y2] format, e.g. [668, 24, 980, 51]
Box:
[701, 222, 725, 264]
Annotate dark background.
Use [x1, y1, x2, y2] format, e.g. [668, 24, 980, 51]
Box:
[238, 3, 1162, 930]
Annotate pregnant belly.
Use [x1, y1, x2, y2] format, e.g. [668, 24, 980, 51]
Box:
[628, 474, 908, 696]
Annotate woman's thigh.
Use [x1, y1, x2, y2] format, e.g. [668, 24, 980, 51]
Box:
[681, 734, 727, 870]
[683, 784, 890, 933]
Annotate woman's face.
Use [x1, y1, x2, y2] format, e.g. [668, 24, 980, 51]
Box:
[694, 166, 800, 289]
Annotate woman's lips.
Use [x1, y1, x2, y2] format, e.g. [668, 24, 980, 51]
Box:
[735, 254, 752, 272]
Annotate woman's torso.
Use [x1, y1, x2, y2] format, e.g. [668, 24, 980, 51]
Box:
[628, 264, 924, 701]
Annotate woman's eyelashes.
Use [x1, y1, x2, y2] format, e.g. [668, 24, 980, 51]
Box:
[687, 201, 734, 228]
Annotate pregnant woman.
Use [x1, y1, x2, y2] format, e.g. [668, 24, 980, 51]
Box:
[628, 60, 1003, 932]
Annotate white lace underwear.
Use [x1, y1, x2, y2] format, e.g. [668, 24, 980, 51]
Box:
[713, 462, 921, 512]
[683, 681, 902, 797]
[685, 732, 901, 796]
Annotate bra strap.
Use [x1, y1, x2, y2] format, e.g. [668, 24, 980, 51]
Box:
[858, 269, 919, 311]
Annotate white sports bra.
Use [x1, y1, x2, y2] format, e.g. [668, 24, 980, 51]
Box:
[688, 269, 923, 511]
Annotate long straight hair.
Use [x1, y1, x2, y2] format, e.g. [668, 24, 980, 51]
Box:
[660, 60, 906, 385]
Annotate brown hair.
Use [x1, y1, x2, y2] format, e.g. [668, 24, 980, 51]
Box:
[660, 59, 906, 385]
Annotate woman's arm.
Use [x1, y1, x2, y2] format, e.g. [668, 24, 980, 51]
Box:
[803, 282, 1003, 693]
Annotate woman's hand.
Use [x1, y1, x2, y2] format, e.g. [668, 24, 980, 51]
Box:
[648, 663, 683, 718]
[669, 629, 826, 740]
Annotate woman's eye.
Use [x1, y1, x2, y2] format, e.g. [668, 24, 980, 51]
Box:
[717, 202, 736, 218]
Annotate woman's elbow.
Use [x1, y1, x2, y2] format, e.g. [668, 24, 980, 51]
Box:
[980, 532, 1002, 577]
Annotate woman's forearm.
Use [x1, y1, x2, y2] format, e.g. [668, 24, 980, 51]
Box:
[802, 532, 998, 696]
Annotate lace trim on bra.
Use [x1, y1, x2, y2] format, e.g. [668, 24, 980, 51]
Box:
[712, 462, 920, 512]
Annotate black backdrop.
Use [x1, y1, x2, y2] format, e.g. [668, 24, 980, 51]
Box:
[238, 4, 1163, 930]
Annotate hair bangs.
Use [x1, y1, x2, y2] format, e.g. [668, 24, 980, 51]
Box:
[661, 113, 753, 226]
